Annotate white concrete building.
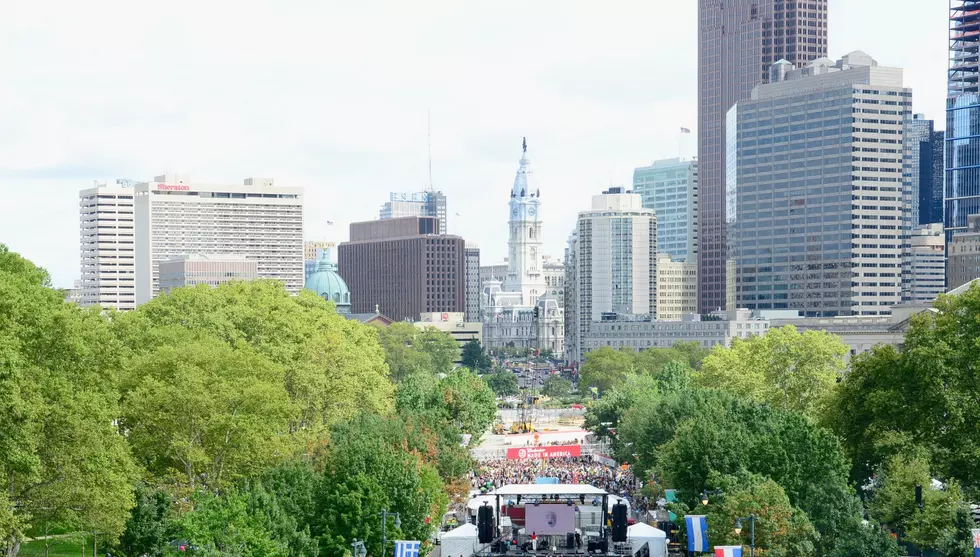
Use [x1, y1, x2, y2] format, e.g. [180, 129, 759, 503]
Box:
[158, 254, 259, 294]
[134, 174, 303, 304]
[482, 140, 564, 355]
[78, 182, 136, 310]
[902, 223, 945, 304]
[564, 187, 658, 363]
[464, 244, 481, 322]
[656, 253, 699, 321]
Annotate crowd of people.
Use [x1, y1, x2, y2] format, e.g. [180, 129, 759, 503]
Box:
[472, 457, 640, 498]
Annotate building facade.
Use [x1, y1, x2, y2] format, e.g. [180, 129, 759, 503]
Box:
[78, 182, 136, 310]
[464, 244, 481, 322]
[947, 0, 980, 241]
[482, 140, 564, 355]
[304, 251, 352, 315]
[565, 187, 657, 363]
[158, 254, 258, 294]
[543, 257, 565, 309]
[948, 213, 980, 289]
[729, 52, 911, 317]
[698, 0, 829, 313]
[656, 253, 699, 321]
[901, 223, 946, 304]
[380, 191, 448, 234]
[632, 158, 698, 262]
[304, 241, 337, 281]
[338, 216, 464, 321]
[134, 174, 303, 304]
[903, 115, 945, 230]
[416, 312, 483, 361]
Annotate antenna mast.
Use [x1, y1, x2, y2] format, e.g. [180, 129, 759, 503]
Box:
[426, 109, 433, 192]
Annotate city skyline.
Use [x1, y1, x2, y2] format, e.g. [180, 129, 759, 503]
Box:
[0, 1, 949, 288]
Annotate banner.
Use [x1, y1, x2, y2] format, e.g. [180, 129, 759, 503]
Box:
[686, 515, 709, 553]
[506, 445, 582, 460]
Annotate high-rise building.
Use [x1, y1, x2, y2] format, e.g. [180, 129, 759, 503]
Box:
[543, 256, 565, 309]
[464, 243, 481, 322]
[947, 0, 980, 241]
[380, 191, 448, 234]
[903, 115, 946, 230]
[565, 187, 657, 363]
[563, 231, 579, 363]
[134, 174, 304, 304]
[338, 216, 465, 321]
[728, 53, 911, 317]
[948, 214, 980, 289]
[924, 130, 946, 226]
[698, 0, 828, 312]
[656, 253, 699, 321]
[482, 139, 564, 355]
[78, 182, 136, 310]
[158, 254, 259, 294]
[632, 158, 699, 262]
[901, 223, 946, 304]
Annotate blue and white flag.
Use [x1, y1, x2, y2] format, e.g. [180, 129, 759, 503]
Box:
[972, 528, 980, 557]
[686, 515, 709, 553]
[714, 546, 742, 557]
[394, 540, 421, 557]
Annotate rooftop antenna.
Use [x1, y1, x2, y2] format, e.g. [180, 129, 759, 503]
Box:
[426, 109, 433, 192]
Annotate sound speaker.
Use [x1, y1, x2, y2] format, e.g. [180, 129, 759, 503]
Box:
[566, 532, 576, 549]
[612, 502, 628, 542]
[478, 505, 494, 543]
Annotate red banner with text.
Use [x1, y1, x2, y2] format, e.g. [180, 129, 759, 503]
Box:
[506, 445, 582, 460]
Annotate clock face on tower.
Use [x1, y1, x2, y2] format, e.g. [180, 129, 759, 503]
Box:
[528, 207, 537, 217]
[512, 208, 519, 218]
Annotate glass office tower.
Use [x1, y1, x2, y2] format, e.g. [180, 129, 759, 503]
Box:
[947, 1, 980, 241]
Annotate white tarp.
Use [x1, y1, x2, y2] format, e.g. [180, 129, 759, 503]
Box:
[440, 523, 483, 557]
[627, 523, 667, 557]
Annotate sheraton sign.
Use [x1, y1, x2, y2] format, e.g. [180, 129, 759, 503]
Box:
[157, 184, 190, 191]
[506, 445, 581, 460]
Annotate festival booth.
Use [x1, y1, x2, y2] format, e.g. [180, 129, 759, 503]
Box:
[627, 523, 667, 557]
[440, 523, 484, 557]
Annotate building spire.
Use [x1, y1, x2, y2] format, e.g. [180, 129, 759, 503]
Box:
[522, 136, 527, 154]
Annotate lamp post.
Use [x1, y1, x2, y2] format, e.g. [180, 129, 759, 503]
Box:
[351, 539, 367, 557]
[700, 489, 722, 506]
[734, 515, 756, 557]
[379, 508, 402, 557]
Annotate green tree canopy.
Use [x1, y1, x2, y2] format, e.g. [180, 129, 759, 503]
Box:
[485, 371, 519, 396]
[541, 375, 573, 398]
[460, 339, 491, 372]
[375, 322, 460, 380]
[0, 245, 137, 556]
[579, 347, 638, 392]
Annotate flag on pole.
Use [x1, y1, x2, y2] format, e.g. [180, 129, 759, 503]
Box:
[394, 540, 421, 557]
[680, 127, 692, 134]
[326, 220, 334, 225]
[972, 528, 980, 556]
[686, 515, 709, 553]
[714, 546, 742, 557]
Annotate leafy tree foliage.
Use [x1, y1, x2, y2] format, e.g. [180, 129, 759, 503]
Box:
[697, 325, 846, 419]
[395, 368, 495, 439]
[460, 339, 491, 372]
[541, 376, 573, 398]
[375, 322, 459, 380]
[115, 485, 174, 557]
[173, 488, 291, 557]
[0, 245, 137, 556]
[485, 371, 519, 396]
[579, 347, 638, 392]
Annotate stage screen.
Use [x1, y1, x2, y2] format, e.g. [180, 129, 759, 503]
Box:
[524, 504, 575, 535]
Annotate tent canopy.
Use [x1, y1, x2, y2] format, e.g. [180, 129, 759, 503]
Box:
[442, 524, 478, 539]
[467, 495, 496, 510]
[490, 484, 608, 496]
[628, 523, 667, 538]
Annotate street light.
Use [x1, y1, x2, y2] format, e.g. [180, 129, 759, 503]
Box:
[379, 508, 402, 557]
[700, 489, 722, 506]
[351, 539, 367, 557]
[734, 515, 756, 557]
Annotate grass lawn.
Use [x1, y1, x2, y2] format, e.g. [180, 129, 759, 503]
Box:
[18, 536, 94, 557]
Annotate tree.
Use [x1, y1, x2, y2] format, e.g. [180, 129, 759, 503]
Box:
[541, 376, 572, 398]
[114, 281, 394, 442]
[460, 340, 491, 372]
[115, 485, 174, 557]
[485, 371, 519, 396]
[440, 368, 497, 436]
[0, 245, 137, 557]
[173, 489, 290, 557]
[579, 347, 638, 392]
[120, 336, 294, 491]
[697, 325, 846, 419]
[375, 323, 459, 380]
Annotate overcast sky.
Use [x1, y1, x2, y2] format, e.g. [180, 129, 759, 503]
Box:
[0, 0, 949, 288]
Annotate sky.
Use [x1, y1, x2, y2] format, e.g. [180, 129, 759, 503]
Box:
[0, 0, 949, 288]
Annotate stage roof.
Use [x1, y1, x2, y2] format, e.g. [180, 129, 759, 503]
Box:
[490, 484, 608, 496]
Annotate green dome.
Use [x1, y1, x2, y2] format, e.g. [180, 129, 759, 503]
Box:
[304, 256, 351, 314]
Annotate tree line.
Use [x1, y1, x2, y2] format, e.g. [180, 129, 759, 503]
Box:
[0, 245, 497, 557]
[583, 301, 980, 557]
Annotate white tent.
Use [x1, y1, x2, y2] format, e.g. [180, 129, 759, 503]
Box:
[440, 523, 483, 557]
[627, 523, 667, 557]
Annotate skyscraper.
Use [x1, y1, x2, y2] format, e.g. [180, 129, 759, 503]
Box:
[78, 181, 136, 310]
[464, 243, 481, 322]
[946, 0, 980, 241]
[698, 0, 828, 312]
[903, 115, 946, 230]
[728, 53, 911, 317]
[632, 158, 698, 263]
[380, 191, 448, 234]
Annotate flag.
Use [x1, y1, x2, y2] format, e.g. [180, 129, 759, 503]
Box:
[972, 528, 980, 556]
[714, 547, 742, 557]
[686, 515, 709, 553]
[326, 220, 334, 225]
[680, 127, 691, 134]
[394, 540, 421, 557]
